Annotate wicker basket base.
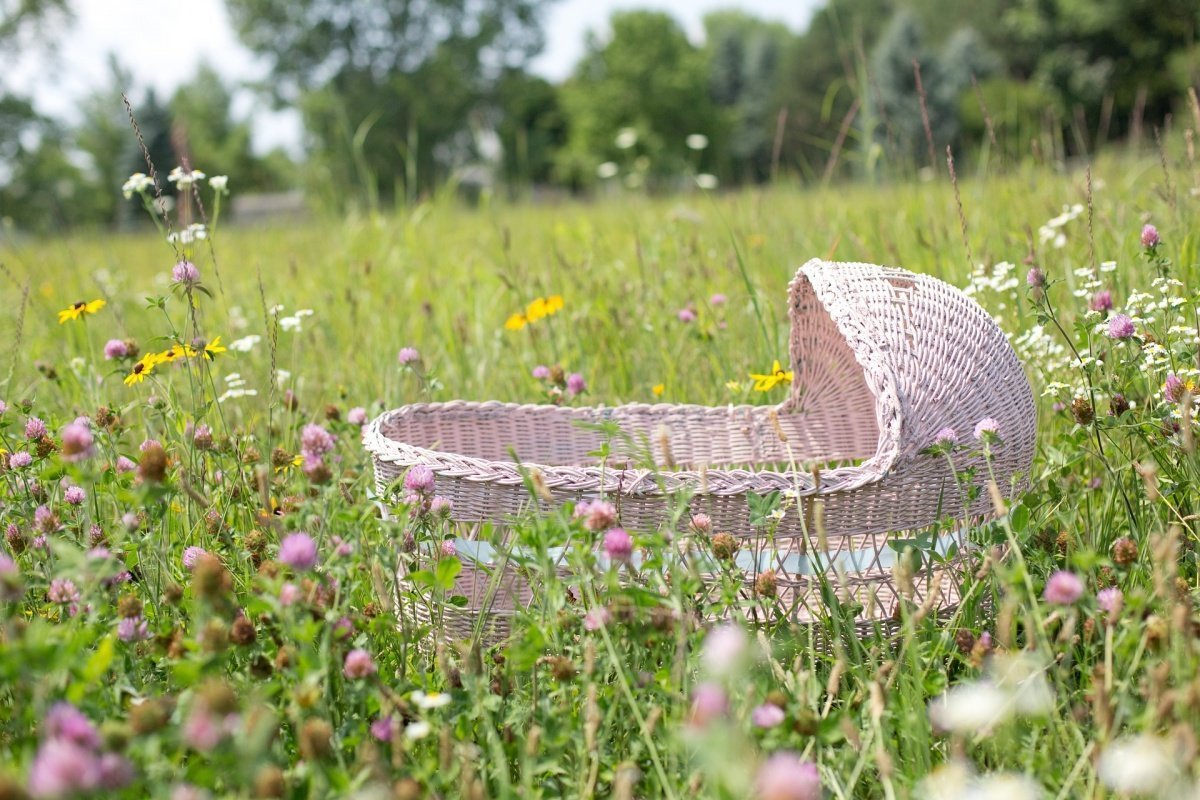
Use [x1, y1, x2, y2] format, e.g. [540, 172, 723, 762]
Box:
[392, 525, 979, 647]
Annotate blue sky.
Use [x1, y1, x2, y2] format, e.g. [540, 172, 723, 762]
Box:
[7, 0, 820, 154]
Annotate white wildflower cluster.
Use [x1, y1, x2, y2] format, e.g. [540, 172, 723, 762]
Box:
[1167, 324, 1200, 346]
[1012, 324, 1069, 373]
[919, 761, 1043, 800]
[1071, 265, 1103, 302]
[928, 653, 1053, 736]
[1096, 735, 1185, 797]
[1112, 290, 1153, 321]
[614, 128, 638, 150]
[695, 174, 719, 190]
[218, 373, 258, 403]
[1039, 381, 1072, 399]
[167, 166, 206, 188]
[166, 223, 208, 245]
[209, 175, 229, 194]
[963, 261, 1019, 300]
[229, 305, 249, 331]
[279, 309, 314, 332]
[92, 268, 120, 297]
[228, 335, 261, 353]
[1140, 339, 1171, 371]
[1123, 282, 1185, 319]
[1038, 203, 1083, 249]
[1147, 280, 1182, 307]
[411, 690, 452, 710]
[596, 162, 619, 179]
[121, 172, 155, 199]
[686, 134, 709, 150]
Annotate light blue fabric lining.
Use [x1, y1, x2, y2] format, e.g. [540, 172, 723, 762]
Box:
[439, 529, 965, 577]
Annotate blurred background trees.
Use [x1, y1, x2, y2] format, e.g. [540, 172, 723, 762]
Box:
[556, 11, 718, 189]
[1, 0, 1199, 229]
[225, 0, 553, 207]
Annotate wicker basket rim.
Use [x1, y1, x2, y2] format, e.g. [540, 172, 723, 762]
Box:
[362, 259, 939, 498]
[364, 400, 881, 496]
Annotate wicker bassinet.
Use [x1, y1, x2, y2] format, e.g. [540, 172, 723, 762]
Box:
[365, 259, 1036, 641]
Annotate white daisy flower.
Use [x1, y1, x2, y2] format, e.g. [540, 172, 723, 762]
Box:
[404, 721, 432, 740]
[411, 690, 452, 710]
[1097, 735, 1178, 796]
[614, 128, 638, 149]
[928, 680, 1011, 734]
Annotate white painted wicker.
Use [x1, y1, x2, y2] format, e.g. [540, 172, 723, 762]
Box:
[365, 259, 1036, 641]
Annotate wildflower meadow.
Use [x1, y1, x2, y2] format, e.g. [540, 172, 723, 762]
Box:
[2, 139, 1200, 799]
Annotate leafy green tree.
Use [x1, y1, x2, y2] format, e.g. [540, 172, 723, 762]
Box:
[0, 0, 71, 49]
[959, 76, 1061, 162]
[0, 0, 79, 231]
[73, 56, 136, 226]
[1001, 0, 1200, 137]
[225, 0, 554, 207]
[171, 62, 291, 193]
[121, 89, 174, 197]
[770, 0, 894, 181]
[0, 93, 40, 173]
[903, 0, 1015, 49]
[704, 11, 793, 183]
[557, 11, 719, 189]
[492, 70, 567, 189]
[0, 117, 104, 233]
[868, 10, 997, 169]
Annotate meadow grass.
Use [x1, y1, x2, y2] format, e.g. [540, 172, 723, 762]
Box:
[0, 148, 1198, 798]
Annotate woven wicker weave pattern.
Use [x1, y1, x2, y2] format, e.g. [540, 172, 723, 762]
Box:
[364, 259, 1036, 636]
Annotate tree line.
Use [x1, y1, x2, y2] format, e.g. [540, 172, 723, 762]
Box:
[1, 0, 1198, 230]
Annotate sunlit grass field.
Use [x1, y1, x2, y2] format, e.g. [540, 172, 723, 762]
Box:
[1, 149, 1199, 798]
[10, 155, 1181, 411]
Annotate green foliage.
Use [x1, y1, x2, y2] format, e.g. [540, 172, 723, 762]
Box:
[6, 0, 1200, 226]
[225, 0, 554, 207]
[170, 63, 291, 195]
[1, 145, 1200, 796]
[493, 70, 568, 189]
[74, 58, 136, 228]
[556, 11, 720, 188]
[1002, 0, 1200, 134]
[867, 10, 998, 169]
[0, 0, 71, 46]
[703, 11, 792, 182]
[0, 94, 110, 233]
[958, 77, 1062, 163]
[771, 0, 894, 181]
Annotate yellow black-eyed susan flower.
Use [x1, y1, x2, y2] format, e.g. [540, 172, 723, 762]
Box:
[124, 360, 153, 386]
[57, 299, 106, 324]
[749, 360, 793, 392]
[506, 295, 563, 331]
[202, 336, 227, 360]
